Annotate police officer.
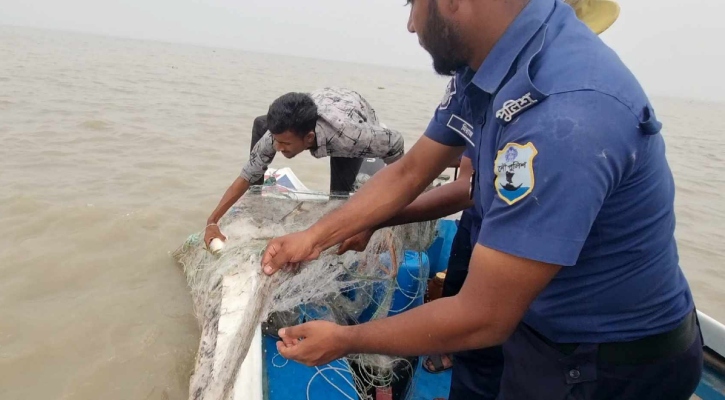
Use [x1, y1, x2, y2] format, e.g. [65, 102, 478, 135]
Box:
[336, 2, 625, 399]
[262, 0, 703, 398]
[203, 87, 404, 248]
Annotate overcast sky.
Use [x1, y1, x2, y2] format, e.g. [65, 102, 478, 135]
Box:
[1, 0, 722, 102]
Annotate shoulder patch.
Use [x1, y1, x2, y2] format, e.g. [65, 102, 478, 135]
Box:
[439, 78, 457, 110]
[494, 142, 538, 205]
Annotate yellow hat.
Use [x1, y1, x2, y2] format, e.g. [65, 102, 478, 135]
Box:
[565, 0, 621, 34]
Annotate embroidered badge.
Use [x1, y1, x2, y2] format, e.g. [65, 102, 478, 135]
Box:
[495, 93, 538, 122]
[439, 78, 457, 110]
[494, 142, 538, 205]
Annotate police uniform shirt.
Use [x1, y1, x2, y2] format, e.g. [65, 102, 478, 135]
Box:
[435, 78, 484, 247]
[425, 0, 693, 343]
[241, 87, 405, 183]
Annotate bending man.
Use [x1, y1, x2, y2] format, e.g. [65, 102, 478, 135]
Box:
[204, 87, 404, 246]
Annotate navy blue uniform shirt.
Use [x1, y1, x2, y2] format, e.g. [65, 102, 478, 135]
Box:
[425, 0, 693, 343]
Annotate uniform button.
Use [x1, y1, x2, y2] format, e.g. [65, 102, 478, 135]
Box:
[569, 369, 581, 379]
[477, 117, 484, 125]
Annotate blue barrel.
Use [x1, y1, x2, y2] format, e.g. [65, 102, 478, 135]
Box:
[426, 219, 457, 278]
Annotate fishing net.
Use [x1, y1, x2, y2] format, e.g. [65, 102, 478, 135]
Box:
[172, 185, 439, 400]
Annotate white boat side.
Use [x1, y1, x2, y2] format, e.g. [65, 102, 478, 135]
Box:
[216, 272, 264, 400]
[699, 310, 725, 358]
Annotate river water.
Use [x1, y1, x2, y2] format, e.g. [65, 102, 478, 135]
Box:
[1, 26, 723, 399]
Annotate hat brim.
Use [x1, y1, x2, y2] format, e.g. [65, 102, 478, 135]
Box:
[576, 0, 621, 35]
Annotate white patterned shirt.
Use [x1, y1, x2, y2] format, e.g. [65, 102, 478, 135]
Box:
[240, 87, 404, 182]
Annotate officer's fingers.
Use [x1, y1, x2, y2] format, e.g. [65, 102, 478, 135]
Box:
[304, 247, 321, 262]
[279, 324, 309, 342]
[278, 330, 300, 347]
[353, 239, 367, 252]
[276, 340, 301, 355]
[266, 250, 297, 275]
[337, 239, 353, 255]
[262, 240, 284, 275]
[261, 239, 278, 263]
[277, 339, 303, 361]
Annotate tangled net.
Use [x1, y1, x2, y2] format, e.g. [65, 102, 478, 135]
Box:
[172, 186, 438, 400]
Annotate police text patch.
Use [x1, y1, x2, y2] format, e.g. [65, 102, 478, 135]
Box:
[494, 142, 538, 205]
[446, 115, 475, 147]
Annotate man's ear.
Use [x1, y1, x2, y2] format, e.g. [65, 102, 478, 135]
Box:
[305, 131, 316, 145]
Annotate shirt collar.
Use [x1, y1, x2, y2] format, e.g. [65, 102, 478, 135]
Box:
[472, 0, 555, 94]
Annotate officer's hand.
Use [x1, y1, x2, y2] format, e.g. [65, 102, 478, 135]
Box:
[276, 321, 349, 366]
[337, 229, 375, 255]
[262, 230, 322, 275]
[204, 224, 227, 247]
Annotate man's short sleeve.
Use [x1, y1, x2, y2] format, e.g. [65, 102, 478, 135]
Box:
[478, 92, 640, 266]
[424, 75, 468, 147]
[240, 131, 276, 183]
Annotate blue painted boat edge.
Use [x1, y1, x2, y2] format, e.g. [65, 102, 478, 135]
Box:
[407, 358, 453, 400]
[263, 335, 359, 400]
[696, 363, 725, 400]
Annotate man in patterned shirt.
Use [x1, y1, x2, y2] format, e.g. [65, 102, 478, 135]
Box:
[204, 87, 404, 247]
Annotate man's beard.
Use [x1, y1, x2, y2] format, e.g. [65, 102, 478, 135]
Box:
[421, 1, 469, 76]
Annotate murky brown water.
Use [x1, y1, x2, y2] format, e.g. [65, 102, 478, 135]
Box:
[1, 26, 723, 399]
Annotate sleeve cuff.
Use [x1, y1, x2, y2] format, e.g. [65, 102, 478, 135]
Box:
[240, 165, 263, 183]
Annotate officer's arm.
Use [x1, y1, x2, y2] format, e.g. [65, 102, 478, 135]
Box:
[378, 156, 473, 228]
[342, 245, 560, 355]
[306, 136, 464, 251]
[342, 94, 626, 354]
[343, 93, 634, 354]
[279, 93, 629, 362]
[336, 156, 472, 254]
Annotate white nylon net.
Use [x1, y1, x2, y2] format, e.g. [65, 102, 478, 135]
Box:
[172, 186, 438, 400]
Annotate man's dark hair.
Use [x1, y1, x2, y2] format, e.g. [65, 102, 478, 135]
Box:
[266, 92, 319, 137]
